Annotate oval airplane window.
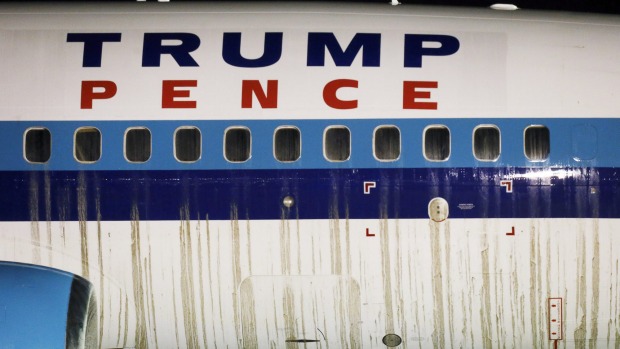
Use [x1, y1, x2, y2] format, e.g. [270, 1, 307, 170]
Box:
[524, 125, 550, 161]
[374, 125, 400, 161]
[174, 126, 201, 163]
[274, 126, 301, 162]
[424, 125, 450, 161]
[74, 127, 101, 163]
[24, 127, 51, 164]
[473, 125, 500, 161]
[324, 126, 351, 162]
[224, 127, 251, 163]
[124, 127, 151, 163]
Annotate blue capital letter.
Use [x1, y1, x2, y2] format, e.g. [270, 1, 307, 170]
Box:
[307, 33, 381, 67]
[222, 32, 283, 68]
[67, 33, 122, 67]
[404, 34, 460, 68]
[142, 33, 200, 67]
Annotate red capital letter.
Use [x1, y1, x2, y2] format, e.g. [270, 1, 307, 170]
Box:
[162, 80, 197, 109]
[323, 79, 358, 109]
[241, 80, 278, 108]
[81, 80, 117, 109]
[403, 81, 438, 110]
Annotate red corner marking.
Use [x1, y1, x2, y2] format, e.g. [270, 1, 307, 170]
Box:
[363, 181, 376, 194]
[365, 228, 375, 237]
[500, 180, 513, 193]
[506, 226, 515, 236]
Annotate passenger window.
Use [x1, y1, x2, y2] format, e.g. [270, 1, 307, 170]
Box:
[424, 125, 450, 161]
[524, 125, 550, 161]
[473, 125, 500, 161]
[174, 127, 201, 162]
[374, 126, 400, 161]
[324, 126, 351, 162]
[74, 127, 101, 163]
[124, 128, 151, 163]
[274, 127, 301, 162]
[24, 128, 51, 163]
[225, 127, 251, 162]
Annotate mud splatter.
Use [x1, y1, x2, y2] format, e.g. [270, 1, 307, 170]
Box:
[608, 248, 618, 347]
[123, 295, 129, 348]
[280, 208, 291, 275]
[240, 280, 258, 347]
[179, 206, 200, 348]
[231, 205, 243, 343]
[115, 294, 124, 347]
[545, 226, 551, 343]
[78, 172, 89, 278]
[493, 234, 504, 348]
[57, 185, 69, 247]
[394, 220, 406, 348]
[171, 269, 181, 349]
[345, 212, 351, 277]
[444, 221, 455, 348]
[381, 218, 394, 334]
[96, 192, 105, 347]
[465, 230, 475, 348]
[480, 233, 492, 349]
[529, 224, 539, 348]
[574, 224, 587, 349]
[272, 284, 280, 345]
[145, 234, 159, 349]
[348, 279, 362, 348]
[195, 218, 209, 348]
[247, 216, 254, 275]
[411, 228, 424, 349]
[205, 215, 222, 346]
[589, 221, 600, 349]
[283, 285, 296, 343]
[429, 221, 445, 348]
[215, 220, 226, 345]
[130, 205, 147, 349]
[29, 172, 41, 264]
[44, 171, 52, 264]
[329, 208, 342, 276]
[535, 223, 543, 349]
[458, 239, 470, 348]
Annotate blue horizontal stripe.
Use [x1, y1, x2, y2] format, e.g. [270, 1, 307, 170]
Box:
[2, 118, 619, 170]
[2, 167, 618, 222]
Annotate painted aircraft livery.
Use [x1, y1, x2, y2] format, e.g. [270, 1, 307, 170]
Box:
[0, 2, 620, 348]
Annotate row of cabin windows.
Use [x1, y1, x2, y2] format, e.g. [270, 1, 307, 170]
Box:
[23, 125, 551, 164]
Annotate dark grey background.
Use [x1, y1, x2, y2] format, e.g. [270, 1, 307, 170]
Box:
[0, 0, 619, 14]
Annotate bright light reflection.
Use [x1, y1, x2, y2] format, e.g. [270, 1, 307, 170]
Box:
[506, 169, 581, 180]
